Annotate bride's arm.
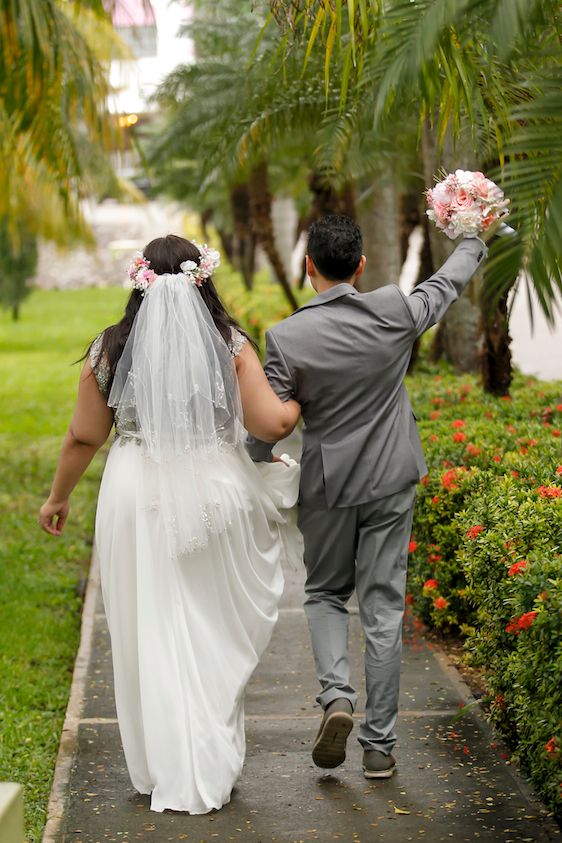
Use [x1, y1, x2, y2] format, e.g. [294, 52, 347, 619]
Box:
[235, 343, 300, 442]
[39, 360, 114, 536]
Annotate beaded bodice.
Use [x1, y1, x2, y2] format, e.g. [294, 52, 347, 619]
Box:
[89, 327, 247, 437]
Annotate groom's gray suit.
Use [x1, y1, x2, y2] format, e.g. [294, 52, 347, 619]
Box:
[247, 236, 487, 754]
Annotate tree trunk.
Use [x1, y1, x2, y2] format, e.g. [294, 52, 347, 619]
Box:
[399, 189, 422, 265]
[12, 302, 20, 321]
[356, 178, 402, 292]
[248, 162, 298, 310]
[308, 172, 356, 220]
[480, 290, 513, 395]
[407, 213, 435, 373]
[200, 210, 213, 242]
[422, 122, 483, 372]
[216, 229, 235, 265]
[295, 213, 308, 289]
[230, 183, 256, 291]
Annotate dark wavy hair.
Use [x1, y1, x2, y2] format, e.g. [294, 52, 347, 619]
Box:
[87, 234, 254, 394]
[307, 214, 363, 281]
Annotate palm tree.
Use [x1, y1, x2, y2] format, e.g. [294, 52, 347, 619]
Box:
[0, 0, 121, 244]
[267, 0, 562, 392]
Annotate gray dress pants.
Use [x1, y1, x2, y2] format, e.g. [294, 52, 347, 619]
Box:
[298, 484, 416, 755]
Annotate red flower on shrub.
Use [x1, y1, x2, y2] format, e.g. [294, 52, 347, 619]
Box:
[553, 429, 561, 437]
[423, 579, 439, 591]
[556, 403, 562, 412]
[408, 540, 417, 553]
[431, 495, 440, 504]
[441, 467, 466, 491]
[518, 611, 538, 630]
[451, 419, 465, 429]
[545, 737, 559, 757]
[493, 693, 506, 710]
[556, 466, 562, 475]
[453, 432, 467, 443]
[428, 552, 441, 563]
[421, 475, 429, 485]
[493, 455, 502, 463]
[405, 593, 414, 605]
[511, 470, 520, 478]
[538, 485, 562, 498]
[430, 410, 441, 420]
[466, 525, 484, 539]
[500, 395, 512, 401]
[466, 443, 481, 457]
[430, 434, 438, 442]
[433, 597, 449, 610]
[505, 425, 517, 434]
[508, 560, 528, 577]
[505, 611, 538, 634]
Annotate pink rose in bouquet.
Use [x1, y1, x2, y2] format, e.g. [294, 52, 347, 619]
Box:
[426, 170, 509, 239]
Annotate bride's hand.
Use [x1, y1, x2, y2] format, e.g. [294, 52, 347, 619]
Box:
[39, 498, 70, 536]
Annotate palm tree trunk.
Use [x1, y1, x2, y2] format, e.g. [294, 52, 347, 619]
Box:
[480, 290, 513, 395]
[422, 122, 484, 372]
[230, 183, 256, 291]
[308, 172, 356, 220]
[217, 229, 235, 265]
[407, 212, 434, 373]
[356, 178, 402, 292]
[248, 162, 298, 310]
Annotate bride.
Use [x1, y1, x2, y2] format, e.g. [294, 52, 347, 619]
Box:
[39, 234, 301, 814]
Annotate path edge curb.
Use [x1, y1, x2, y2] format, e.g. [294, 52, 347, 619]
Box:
[41, 551, 100, 843]
[431, 645, 561, 839]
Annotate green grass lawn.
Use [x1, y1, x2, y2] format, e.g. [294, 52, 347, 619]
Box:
[0, 287, 128, 842]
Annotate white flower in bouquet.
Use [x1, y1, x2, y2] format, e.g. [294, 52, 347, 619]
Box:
[426, 170, 510, 239]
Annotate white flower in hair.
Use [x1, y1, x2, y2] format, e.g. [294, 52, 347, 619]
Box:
[180, 243, 221, 287]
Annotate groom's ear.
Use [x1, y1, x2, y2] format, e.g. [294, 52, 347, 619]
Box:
[305, 255, 317, 277]
[355, 256, 367, 279]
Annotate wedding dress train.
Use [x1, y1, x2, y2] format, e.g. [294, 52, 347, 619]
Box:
[95, 439, 300, 814]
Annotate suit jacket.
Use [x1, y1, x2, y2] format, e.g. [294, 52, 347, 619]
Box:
[247, 237, 488, 508]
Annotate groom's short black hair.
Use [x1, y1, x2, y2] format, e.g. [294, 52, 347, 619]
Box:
[307, 215, 363, 281]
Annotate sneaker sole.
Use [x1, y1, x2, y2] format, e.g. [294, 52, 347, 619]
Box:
[312, 712, 354, 769]
[363, 766, 396, 779]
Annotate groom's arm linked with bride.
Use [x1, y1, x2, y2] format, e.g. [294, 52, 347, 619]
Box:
[247, 214, 488, 778]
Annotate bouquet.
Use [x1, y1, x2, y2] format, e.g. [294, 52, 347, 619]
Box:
[426, 170, 510, 239]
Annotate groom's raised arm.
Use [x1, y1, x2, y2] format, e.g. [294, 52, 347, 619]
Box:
[246, 329, 295, 462]
[404, 236, 488, 338]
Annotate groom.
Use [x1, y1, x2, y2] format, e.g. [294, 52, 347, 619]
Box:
[247, 215, 487, 778]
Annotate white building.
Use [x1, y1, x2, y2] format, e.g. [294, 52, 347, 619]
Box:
[109, 0, 193, 174]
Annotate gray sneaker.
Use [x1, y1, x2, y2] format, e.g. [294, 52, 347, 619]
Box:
[363, 749, 396, 779]
[312, 698, 354, 769]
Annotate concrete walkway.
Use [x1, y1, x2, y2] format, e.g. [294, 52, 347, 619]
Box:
[44, 553, 561, 843]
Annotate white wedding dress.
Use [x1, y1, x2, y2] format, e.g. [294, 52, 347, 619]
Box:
[90, 322, 301, 814]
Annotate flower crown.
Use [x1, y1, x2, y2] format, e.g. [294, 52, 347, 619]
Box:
[127, 243, 221, 293]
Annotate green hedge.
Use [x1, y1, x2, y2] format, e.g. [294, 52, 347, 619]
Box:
[406, 366, 562, 817]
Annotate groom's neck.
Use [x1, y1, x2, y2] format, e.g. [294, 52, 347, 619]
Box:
[314, 276, 357, 294]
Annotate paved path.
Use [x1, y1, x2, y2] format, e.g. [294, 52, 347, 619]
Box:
[46, 554, 560, 843]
